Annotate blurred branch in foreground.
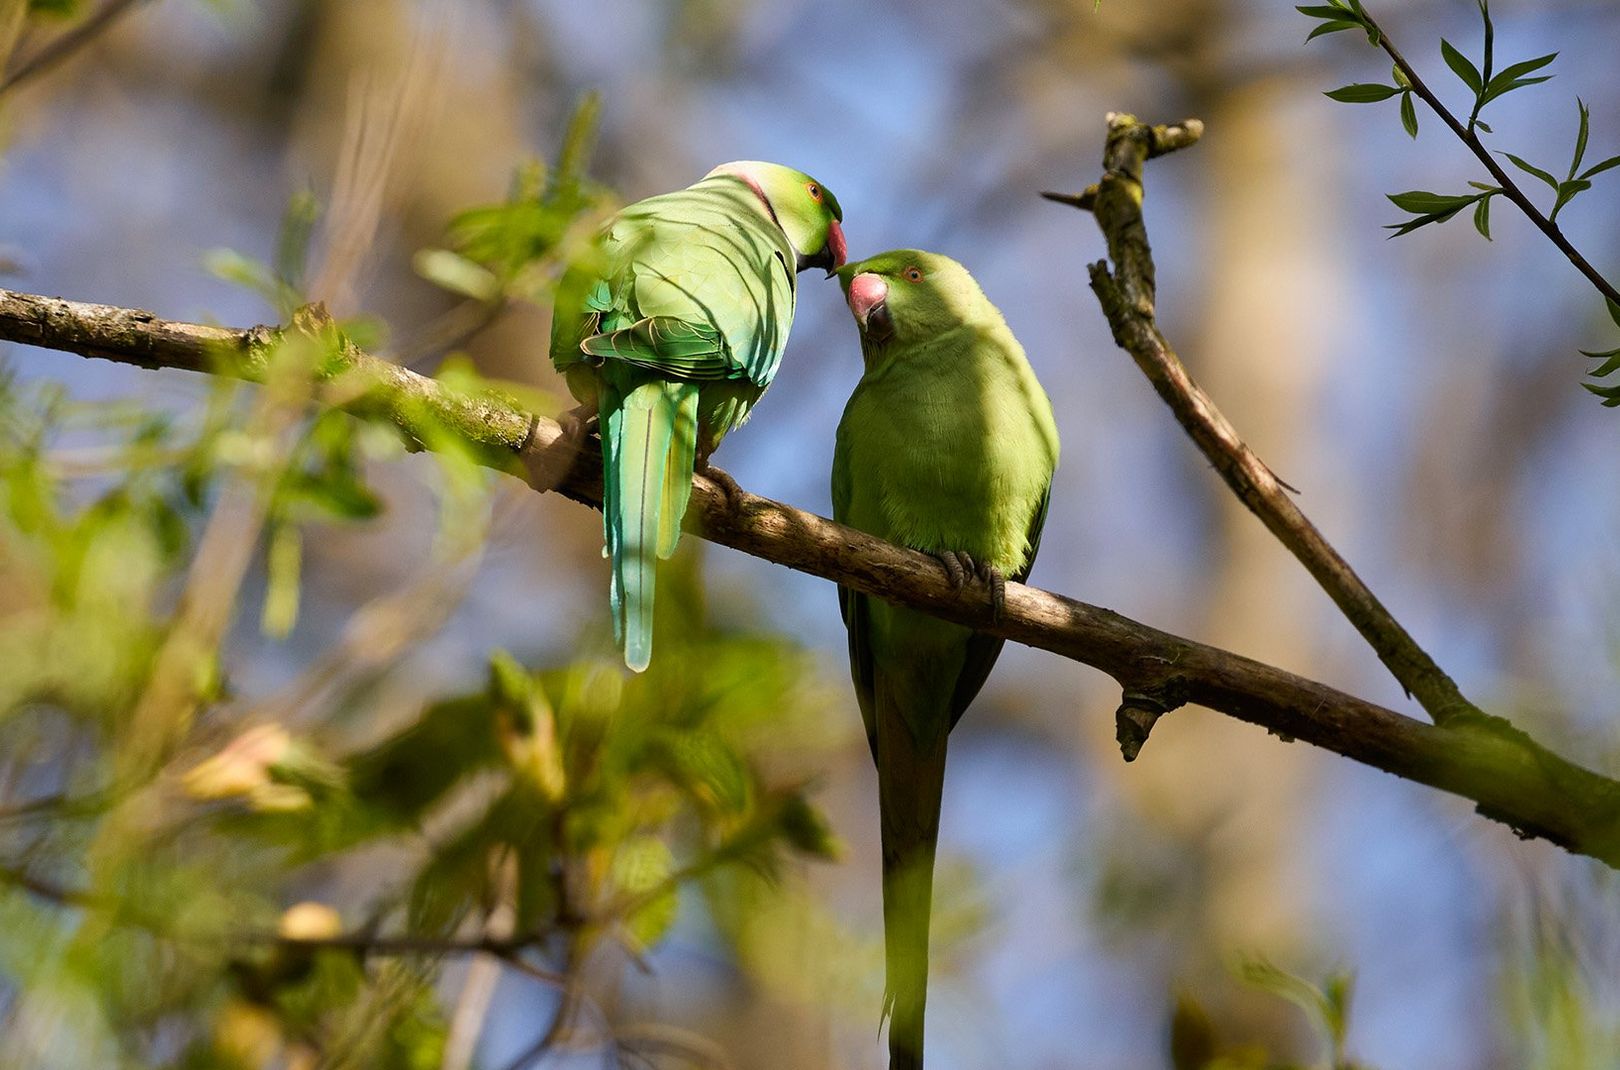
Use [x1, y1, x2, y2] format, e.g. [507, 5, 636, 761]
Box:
[0, 0, 152, 97]
[3, 278, 1619, 868]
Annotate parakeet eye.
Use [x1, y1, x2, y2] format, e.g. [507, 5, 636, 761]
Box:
[807, 183, 822, 201]
[903, 266, 924, 283]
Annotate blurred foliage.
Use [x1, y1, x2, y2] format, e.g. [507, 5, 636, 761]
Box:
[6, 1, 1620, 1066]
[0, 335, 842, 1065]
[0, 96, 845, 1065]
[414, 93, 616, 313]
[1167, 958, 1369, 1070]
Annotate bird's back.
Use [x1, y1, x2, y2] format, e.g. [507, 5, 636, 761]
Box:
[550, 178, 797, 389]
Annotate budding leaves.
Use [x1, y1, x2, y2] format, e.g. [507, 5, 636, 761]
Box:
[1583, 299, 1620, 407]
[1295, 0, 1379, 46]
[1299, 1, 1620, 407]
[1384, 188, 1498, 237]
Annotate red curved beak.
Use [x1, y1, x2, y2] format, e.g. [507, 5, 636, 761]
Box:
[825, 219, 847, 275]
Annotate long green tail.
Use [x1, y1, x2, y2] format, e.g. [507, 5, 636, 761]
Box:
[602, 376, 699, 672]
[875, 677, 949, 1070]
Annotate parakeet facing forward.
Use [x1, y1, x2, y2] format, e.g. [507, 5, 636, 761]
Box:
[551, 162, 845, 671]
[832, 250, 1059, 1070]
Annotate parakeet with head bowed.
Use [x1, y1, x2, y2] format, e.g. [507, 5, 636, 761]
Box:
[551, 161, 845, 671]
[831, 250, 1059, 1070]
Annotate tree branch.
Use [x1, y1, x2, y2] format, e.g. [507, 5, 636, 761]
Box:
[1050, 112, 1482, 734]
[3, 285, 1620, 865]
[0, 0, 151, 97]
[1365, 11, 1620, 311]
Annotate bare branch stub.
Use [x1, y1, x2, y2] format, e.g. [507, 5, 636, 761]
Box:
[4, 285, 1620, 865]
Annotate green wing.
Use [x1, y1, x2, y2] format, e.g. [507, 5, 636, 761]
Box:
[832, 431, 880, 755]
[552, 180, 796, 392]
[946, 486, 1049, 730]
[580, 316, 742, 382]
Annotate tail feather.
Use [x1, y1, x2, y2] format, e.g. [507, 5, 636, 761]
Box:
[876, 678, 949, 1070]
[603, 378, 699, 672]
[658, 388, 699, 559]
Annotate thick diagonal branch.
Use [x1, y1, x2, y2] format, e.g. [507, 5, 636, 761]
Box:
[1056, 112, 1480, 730]
[3, 286, 1620, 865]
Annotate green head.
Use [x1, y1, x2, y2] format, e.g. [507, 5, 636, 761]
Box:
[705, 161, 846, 275]
[836, 250, 992, 348]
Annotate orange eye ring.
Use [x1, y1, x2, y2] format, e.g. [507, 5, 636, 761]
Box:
[903, 266, 924, 283]
[806, 182, 822, 201]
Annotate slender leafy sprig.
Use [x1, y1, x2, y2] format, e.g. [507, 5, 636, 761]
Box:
[1298, 0, 1620, 401]
[1582, 299, 1620, 407]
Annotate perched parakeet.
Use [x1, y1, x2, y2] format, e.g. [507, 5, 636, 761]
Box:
[551, 162, 846, 671]
[832, 250, 1059, 1070]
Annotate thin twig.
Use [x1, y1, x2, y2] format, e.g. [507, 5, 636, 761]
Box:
[1363, 11, 1620, 309]
[0, 0, 149, 97]
[3, 285, 1620, 864]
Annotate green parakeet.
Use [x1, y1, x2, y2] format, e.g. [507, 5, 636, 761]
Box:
[832, 250, 1059, 1070]
[551, 161, 846, 671]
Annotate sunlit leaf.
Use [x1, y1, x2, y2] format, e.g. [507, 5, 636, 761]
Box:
[261, 523, 301, 639]
[612, 836, 678, 951]
[413, 249, 500, 302]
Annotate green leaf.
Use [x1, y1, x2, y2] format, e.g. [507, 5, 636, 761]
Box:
[1552, 179, 1591, 220]
[1570, 99, 1591, 179]
[1581, 382, 1620, 407]
[1387, 190, 1480, 214]
[1501, 153, 1559, 191]
[552, 91, 602, 199]
[1607, 297, 1620, 330]
[612, 836, 678, 951]
[1476, 120, 1494, 134]
[1399, 93, 1419, 138]
[261, 523, 302, 639]
[1441, 39, 1483, 93]
[273, 190, 320, 298]
[1479, 53, 1556, 106]
[1583, 348, 1620, 378]
[1324, 83, 1402, 103]
[1296, 4, 1354, 18]
[1488, 52, 1557, 88]
[1473, 195, 1493, 240]
[1579, 154, 1620, 181]
[1234, 955, 1348, 1047]
[1306, 19, 1361, 41]
[412, 248, 500, 302]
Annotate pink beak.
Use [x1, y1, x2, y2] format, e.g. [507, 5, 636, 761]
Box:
[826, 219, 848, 271]
[846, 272, 888, 328]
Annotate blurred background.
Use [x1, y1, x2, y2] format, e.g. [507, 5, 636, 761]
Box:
[3, 0, 1620, 1067]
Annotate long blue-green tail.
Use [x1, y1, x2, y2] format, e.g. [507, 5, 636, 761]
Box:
[875, 677, 949, 1070]
[601, 376, 699, 672]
